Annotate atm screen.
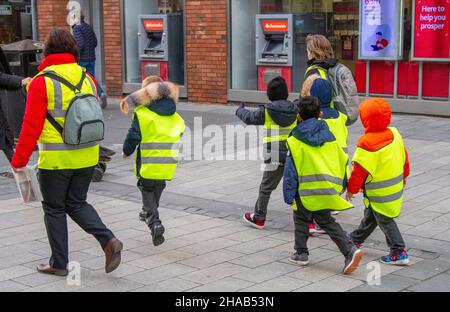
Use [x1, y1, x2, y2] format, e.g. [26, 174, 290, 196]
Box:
[147, 38, 162, 50]
[265, 39, 284, 53]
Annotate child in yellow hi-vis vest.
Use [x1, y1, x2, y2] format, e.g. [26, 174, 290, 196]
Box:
[122, 80, 185, 246]
[346, 98, 410, 266]
[283, 97, 364, 274]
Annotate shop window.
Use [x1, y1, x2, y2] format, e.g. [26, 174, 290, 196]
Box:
[230, 0, 358, 93]
[0, 1, 33, 45]
[123, 0, 184, 84]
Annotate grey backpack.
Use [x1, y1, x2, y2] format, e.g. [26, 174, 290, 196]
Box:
[43, 71, 104, 145]
[327, 63, 360, 126]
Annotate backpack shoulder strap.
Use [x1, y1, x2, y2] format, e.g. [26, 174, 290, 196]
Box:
[46, 112, 64, 136]
[41, 70, 86, 93]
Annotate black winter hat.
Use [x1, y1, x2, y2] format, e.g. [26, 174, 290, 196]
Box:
[267, 76, 289, 101]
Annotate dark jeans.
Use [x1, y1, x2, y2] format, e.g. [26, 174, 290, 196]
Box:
[39, 167, 114, 269]
[0, 104, 14, 162]
[138, 179, 167, 229]
[254, 164, 285, 221]
[79, 60, 103, 97]
[351, 206, 406, 256]
[293, 198, 352, 257]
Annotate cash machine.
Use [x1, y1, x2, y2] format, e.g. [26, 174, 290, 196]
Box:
[138, 13, 184, 85]
[256, 14, 293, 92]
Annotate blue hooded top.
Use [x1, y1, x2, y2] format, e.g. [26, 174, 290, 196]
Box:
[283, 118, 336, 205]
[310, 78, 339, 119]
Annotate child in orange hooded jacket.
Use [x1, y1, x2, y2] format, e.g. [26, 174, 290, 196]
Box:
[346, 98, 410, 266]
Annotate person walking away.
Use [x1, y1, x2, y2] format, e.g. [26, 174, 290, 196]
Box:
[345, 98, 410, 266]
[71, 12, 106, 107]
[11, 29, 122, 276]
[307, 78, 349, 233]
[283, 96, 364, 274]
[122, 80, 185, 246]
[236, 77, 298, 229]
[0, 47, 30, 170]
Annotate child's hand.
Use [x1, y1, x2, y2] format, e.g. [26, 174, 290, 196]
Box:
[345, 192, 355, 202]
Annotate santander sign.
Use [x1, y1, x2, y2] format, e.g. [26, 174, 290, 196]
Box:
[262, 20, 289, 32]
[144, 20, 164, 31]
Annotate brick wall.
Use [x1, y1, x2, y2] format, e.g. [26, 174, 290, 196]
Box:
[102, 0, 123, 96]
[36, 0, 123, 96]
[185, 0, 228, 104]
[37, 0, 70, 41]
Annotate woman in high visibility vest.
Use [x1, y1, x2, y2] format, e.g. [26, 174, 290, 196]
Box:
[301, 34, 338, 97]
[346, 98, 410, 266]
[11, 29, 122, 276]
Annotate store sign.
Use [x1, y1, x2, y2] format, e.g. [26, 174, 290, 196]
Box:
[413, 0, 450, 61]
[262, 20, 289, 32]
[143, 20, 164, 31]
[0, 5, 12, 16]
[359, 0, 403, 60]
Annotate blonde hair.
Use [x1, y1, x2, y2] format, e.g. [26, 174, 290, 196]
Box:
[306, 34, 334, 60]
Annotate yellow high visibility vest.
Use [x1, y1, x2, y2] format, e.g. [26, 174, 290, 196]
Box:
[134, 105, 185, 180]
[323, 112, 348, 153]
[287, 134, 353, 212]
[28, 63, 99, 170]
[263, 109, 296, 144]
[305, 65, 335, 109]
[352, 127, 406, 218]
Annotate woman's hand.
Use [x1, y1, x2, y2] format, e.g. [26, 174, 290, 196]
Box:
[345, 192, 355, 202]
[21, 77, 32, 87]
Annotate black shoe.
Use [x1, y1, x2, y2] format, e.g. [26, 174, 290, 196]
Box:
[343, 247, 365, 274]
[91, 163, 106, 183]
[151, 224, 165, 247]
[289, 252, 309, 266]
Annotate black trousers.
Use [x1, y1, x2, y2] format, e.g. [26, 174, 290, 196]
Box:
[351, 206, 406, 256]
[293, 198, 352, 257]
[39, 166, 115, 270]
[254, 164, 285, 221]
[138, 179, 166, 229]
[0, 104, 14, 162]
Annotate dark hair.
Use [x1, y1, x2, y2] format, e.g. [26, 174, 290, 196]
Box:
[297, 96, 321, 120]
[43, 29, 80, 61]
[267, 76, 289, 101]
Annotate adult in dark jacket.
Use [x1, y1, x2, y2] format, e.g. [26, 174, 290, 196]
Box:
[0, 47, 30, 165]
[236, 77, 298, 229]
[71, 12, 107, 107]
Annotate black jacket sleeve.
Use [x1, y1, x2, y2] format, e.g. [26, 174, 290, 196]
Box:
[0, 72, 22, 90]
[236, 104, 265, 126]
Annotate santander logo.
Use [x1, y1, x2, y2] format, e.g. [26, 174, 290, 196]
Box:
[144, 20, 164, 31]
[263, 20, 288, 32]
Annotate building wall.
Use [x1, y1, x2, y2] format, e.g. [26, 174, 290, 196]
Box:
[102, 0, 123, 96]
[185, 0, 228, 104]
[36, 0, 123, 96]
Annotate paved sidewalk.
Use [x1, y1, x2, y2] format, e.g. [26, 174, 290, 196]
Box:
[1, 102, 450, 292]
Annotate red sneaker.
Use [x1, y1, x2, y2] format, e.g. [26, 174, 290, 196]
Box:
[309, 223, 326, 235]
[243, 212, 265, 230]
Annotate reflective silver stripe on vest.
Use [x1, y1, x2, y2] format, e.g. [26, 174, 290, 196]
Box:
[365, 174, 404, 190]
[86, 76, 96, 94]
[299, 188, 339, 197]
[140, 143, 181, 150]
[300, 174, 343, 186]
[368, 190, 404, 203]
[264, 129, 293, 137]
[141, 157, 179, 164]
[39, 142, 98, 151]
[47, 78, 65, 118]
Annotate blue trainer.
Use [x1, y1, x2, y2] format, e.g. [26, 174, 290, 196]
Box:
[380, 251, 410, 266]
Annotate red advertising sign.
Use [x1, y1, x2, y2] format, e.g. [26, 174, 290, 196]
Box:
[262, 20, 289, 32]
[143, 19, 164, 31]
[413, 0, 450, 60]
